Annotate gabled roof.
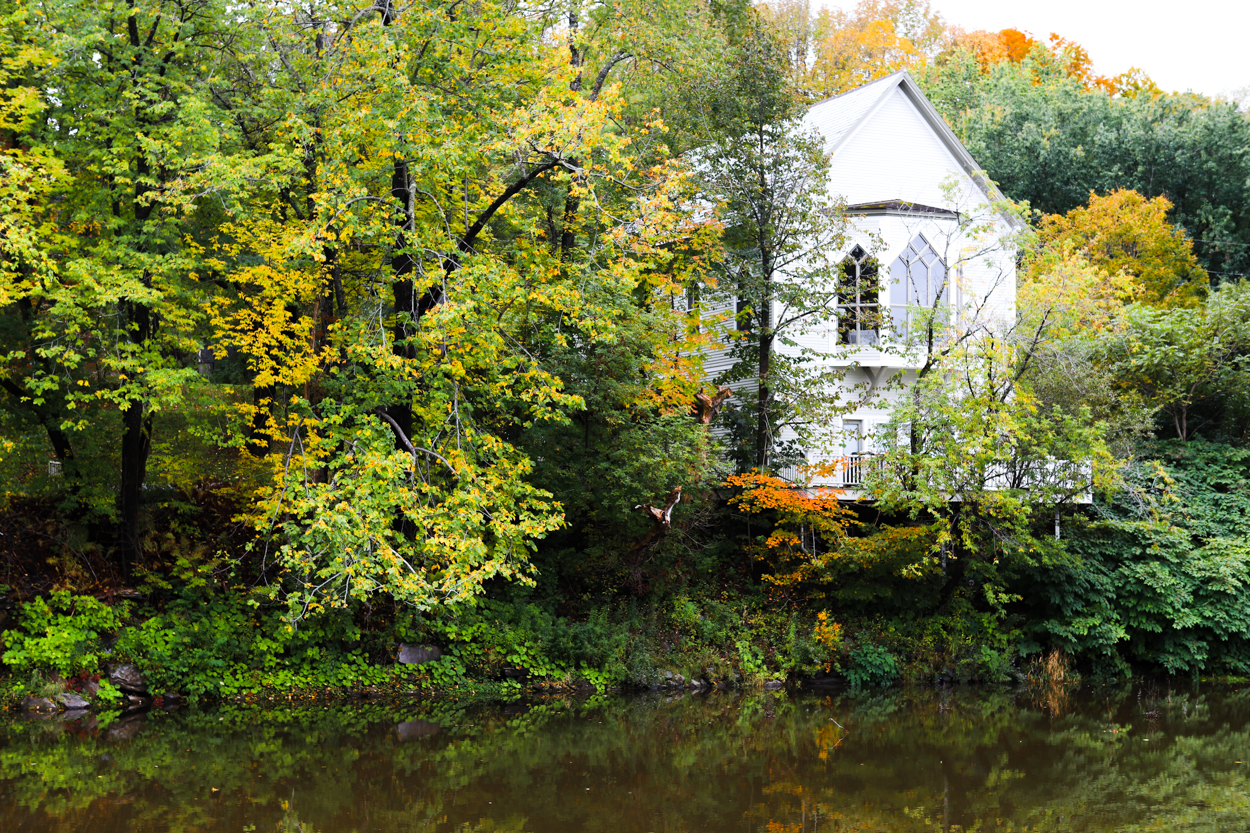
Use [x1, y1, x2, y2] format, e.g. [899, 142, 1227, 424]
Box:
[804, 71, 1023, 229]
[803, 73, 902, 153]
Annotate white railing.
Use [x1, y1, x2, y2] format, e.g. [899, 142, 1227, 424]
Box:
[843, 454, 864, 487]
[775, 463, 802, 483]
[764, 453, 1089, 502]
[771, 455, 888, 489]
[842, 454, 886, 487]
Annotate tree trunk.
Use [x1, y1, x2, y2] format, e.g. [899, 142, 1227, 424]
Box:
[560, 178, 580, 260]
[756, 289, 773, 470]
[933, 507, 968, 612]
[114, 3, 160, 577]
[756, 337, 772, 469]
[116, 279, 154, 578]
[388, 155, 417, 445]
[117, 400, 152, 579]
[933, 551, 968, 613]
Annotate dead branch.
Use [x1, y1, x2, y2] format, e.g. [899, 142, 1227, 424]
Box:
[692, 386, 732, 425]
[626, 486, 683, 593]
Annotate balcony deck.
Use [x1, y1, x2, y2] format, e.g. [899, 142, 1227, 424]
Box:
[773, 454, 1093, 504]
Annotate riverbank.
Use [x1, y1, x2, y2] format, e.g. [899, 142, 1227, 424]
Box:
[0, 579, 1045, 718]
[4, 439, 1250, 709]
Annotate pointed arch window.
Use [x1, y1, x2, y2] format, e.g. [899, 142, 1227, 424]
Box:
[889, 235, 947, 335]
[838, 245, 881, 345]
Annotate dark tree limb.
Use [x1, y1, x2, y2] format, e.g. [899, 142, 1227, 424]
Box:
[589, 51, 632, 101]
[458, 156, 566, 259]
[0, 379, 76, 461]
[626, 487, 683, 593]
[373, 409, 458, 477]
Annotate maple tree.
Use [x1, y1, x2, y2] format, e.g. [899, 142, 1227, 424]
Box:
[725, 467, 854, 593]
[1036, 189, 1209, 308]
[0, 0, 727, 611]
[808, 0, 944, 96]
[180, 0, 723, 616]
[0, 0, 229, 573]
[761, 0, 944, 98]
[940, 27, 1159, 97]
[699, 15, 857, 471]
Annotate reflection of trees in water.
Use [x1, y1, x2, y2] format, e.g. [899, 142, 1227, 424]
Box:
[750, 687, 1250, 832]
[1, 688, 1249, 832]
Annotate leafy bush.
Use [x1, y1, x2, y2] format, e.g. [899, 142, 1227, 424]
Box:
[844, 643, 899, 687]
[2, 591, 129, 677]
[1022, 440, 1250, 677]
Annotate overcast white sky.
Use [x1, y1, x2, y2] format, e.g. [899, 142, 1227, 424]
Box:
[815, 0, 1250, 101]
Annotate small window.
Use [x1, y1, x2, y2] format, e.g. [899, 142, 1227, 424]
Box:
[735, 293, 751, 330]
[838, 246, 881, 345]
[843, 419, 864, 456]
[843, 419, 865, 486]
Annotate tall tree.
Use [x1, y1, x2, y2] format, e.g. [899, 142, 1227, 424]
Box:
[182, 0, 717, 617]
[698, 15, 851, 471]
[0, 0, 229, 572]
[760, 0, 945, 99]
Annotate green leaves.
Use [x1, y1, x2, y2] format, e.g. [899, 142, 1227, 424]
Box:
[921, 50, 1250, 277]
[1, 590, 130, 677]
[868, 332, 1110, 600]
[158, 0, 724, 615]
[1102, 281, 1250, 440]
[698, 17, 854, 470]
[1019, 440, 1250, 675]
[261, 413, 561, 617]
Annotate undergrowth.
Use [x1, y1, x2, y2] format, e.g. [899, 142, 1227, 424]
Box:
[0, 575, 1033, 706]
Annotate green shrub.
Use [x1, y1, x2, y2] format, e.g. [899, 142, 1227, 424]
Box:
[1023, 440, 1250, 677]
[2, 591, 130, 677]
[844, 643, 899, 687]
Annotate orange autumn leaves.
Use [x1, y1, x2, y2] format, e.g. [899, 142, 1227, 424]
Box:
[760, 0, 1162, 99]
[950, 29, 1158, 96]
[725, 467, 854, 589]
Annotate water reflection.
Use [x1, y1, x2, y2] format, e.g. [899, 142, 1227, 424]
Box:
[3, 685, 1250, 832]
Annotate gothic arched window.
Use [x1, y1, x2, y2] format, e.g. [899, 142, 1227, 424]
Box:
[888, 235, 947, 335]
[838, 245, 881, 345]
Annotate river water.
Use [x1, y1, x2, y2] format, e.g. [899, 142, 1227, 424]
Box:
[2, 685, 1248, 832]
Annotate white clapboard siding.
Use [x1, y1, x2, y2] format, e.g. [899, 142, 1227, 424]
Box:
[697, 293, 738, 381]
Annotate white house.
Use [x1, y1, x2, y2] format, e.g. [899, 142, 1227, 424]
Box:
[702, 71, 1021, 492]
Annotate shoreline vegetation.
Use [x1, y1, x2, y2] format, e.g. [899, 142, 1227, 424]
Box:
[3, 0, 1250, 711]
[6, 435, 1250, 712]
